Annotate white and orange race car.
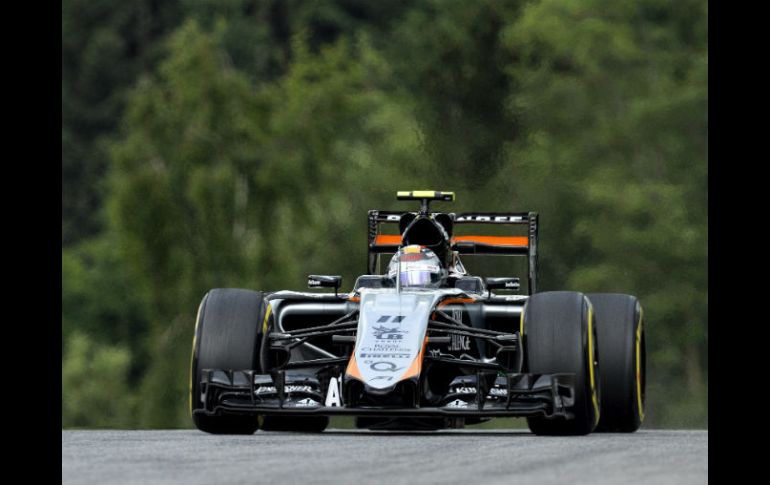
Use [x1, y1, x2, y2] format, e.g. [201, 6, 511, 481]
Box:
[190, 191, 645, 435]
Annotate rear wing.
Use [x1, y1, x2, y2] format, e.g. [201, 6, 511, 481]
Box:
[367, 210, 539, 294]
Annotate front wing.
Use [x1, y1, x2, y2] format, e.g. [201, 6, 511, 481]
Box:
[193, 369, 576, 420]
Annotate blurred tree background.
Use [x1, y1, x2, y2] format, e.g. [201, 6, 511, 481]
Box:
[62, 0, 707, 429]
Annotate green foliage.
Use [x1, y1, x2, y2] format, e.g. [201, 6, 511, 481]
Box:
[62, 332, 136, 428]
[62, 0, 707, 429]
[62, 0, 184, 246]
[62, 236, 151, 386]
[388, 0, 524, 187]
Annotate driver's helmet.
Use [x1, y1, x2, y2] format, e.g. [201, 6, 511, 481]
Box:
[387, 245, 447, 289]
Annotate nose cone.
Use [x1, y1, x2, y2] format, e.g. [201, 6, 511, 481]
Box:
[346, 290, 436, 391]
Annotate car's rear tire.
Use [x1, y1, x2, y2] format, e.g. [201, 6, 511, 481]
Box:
[587, 293, 645, 432]
[524, 291, 600, 436]
[190, 289, 264, 434]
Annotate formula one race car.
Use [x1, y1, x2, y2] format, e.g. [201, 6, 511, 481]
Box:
[190, 191, 646, 435]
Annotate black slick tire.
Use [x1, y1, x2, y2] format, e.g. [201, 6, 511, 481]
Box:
[587, 293, 645, 432]
[523, 291, 601, 436]
[190, 289, 264, 434]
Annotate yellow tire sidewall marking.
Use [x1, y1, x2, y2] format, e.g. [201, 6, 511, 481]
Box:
[587, 303, 600, 425]
[189, 297, 205, 417]
[262, 303, 272, 334]
[636, 306, 645, 421]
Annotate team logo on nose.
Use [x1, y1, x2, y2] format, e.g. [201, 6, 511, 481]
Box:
[372, 323, 408, 340]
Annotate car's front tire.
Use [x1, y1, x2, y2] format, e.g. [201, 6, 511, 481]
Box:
[190, 289, 264, 434]
[523, 291, 601, 435]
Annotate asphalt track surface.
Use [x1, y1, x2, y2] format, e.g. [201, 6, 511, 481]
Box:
[62, 429, 707, 485]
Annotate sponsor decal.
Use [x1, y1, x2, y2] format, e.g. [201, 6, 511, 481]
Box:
[446, 307, 470, 352]
[372, 325, 408, 340]
[455, 215, 524, 223]
[376, 315, 407, 323]
[369, 361, 404, 372]
[449, 387, 508, 397]
[449, 334, 471, 351]
[292, 398, 319, 407]
[325, 376, 342, 407]
[360, 353, 411, 359]
[452, 387, 476, 394]
[360, 344, 410, 352]
[255, 385, 312, 395]
[307, 279, 322, 287]
[369, 376, 394, 382]
[446, 399, 469, 408]
[451, 308, 463, 323]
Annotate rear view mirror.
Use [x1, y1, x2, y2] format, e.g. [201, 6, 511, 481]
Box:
[308, 275, 342, 290]
[485, 277, 521, 291]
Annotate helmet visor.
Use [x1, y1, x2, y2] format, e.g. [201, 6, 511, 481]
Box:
[400, 270, 434, 287]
